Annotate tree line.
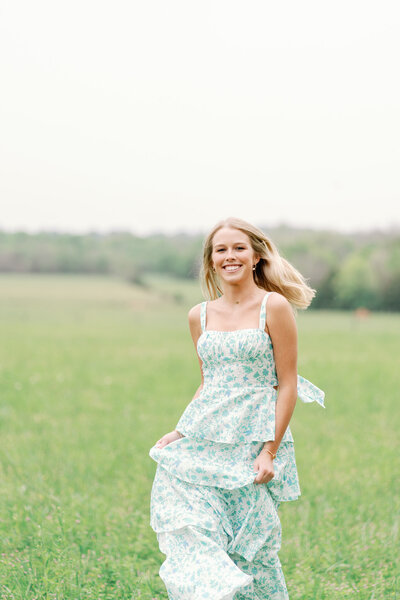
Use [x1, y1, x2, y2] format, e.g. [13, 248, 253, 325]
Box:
[0, 226, 399, 311]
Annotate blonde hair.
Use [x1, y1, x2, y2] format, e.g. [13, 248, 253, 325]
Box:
[199, 217, 316, 311]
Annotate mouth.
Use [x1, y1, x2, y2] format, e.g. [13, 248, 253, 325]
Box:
[222, 264, 242, 273]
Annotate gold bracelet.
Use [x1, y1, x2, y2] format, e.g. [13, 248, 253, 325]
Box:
[262, 448, 277, 459]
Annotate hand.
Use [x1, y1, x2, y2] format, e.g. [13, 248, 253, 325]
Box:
[155, 430, 183, 449]
[253, 450, 275, 484]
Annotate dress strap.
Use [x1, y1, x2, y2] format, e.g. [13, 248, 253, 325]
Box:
[259, 292, 272, 330]
[200, 301, 207, 333]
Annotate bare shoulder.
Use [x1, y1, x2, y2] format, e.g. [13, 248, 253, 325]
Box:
[267, 291, 292, 312]
[188, 303, 204, 338]
[267, 292, 296, 328]
[188, 303, 202, 326]
[187, 303, 204, 352]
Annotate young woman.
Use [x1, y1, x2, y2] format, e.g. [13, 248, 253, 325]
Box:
[149, 217, 325, 599]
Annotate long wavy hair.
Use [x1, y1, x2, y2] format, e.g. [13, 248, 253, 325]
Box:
[199, 217, 316, 311]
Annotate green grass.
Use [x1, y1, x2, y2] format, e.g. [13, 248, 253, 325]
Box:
[0, 274, 399, 599]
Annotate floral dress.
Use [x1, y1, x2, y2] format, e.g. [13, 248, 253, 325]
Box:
[149, 292, 325, 599]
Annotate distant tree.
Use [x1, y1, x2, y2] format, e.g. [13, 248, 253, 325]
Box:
[333, 252, 380, 309]
[310, 268, 339, 309]
[0, 227, 399, 310]
[381, 272, 400, 310]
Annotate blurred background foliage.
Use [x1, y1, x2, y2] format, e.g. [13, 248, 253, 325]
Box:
[1, 225, 399, 310]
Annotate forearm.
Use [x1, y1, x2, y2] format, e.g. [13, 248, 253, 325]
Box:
[262, 385, 297, 455]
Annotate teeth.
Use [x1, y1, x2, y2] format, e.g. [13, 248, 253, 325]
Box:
[224, 265, 241, 271]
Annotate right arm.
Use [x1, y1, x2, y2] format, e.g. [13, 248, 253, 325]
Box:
[155, 304, 204, 448]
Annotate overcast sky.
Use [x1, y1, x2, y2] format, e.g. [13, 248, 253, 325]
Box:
[1, 0, 399, 236]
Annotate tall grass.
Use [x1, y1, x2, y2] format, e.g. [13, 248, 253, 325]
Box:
[0, 274, 398, 599]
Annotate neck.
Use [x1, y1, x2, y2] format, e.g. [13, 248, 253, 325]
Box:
[220, 284, 262, 305]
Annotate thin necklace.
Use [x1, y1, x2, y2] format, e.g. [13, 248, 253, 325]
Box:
[225, 292, 262, 306]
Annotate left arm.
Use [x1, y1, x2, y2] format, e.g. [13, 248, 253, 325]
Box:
[253, 292, 298, 484]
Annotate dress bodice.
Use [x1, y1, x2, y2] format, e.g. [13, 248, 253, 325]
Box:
[197, 328, 278, 388]
[175, 293, 325, 444]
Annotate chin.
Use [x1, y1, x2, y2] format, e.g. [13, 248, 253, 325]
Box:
[220, 271, 247, 279]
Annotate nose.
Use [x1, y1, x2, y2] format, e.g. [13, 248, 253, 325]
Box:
[226, 248, 237, 260]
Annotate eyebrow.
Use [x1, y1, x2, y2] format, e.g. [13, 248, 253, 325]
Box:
[213, 241, 248, 248]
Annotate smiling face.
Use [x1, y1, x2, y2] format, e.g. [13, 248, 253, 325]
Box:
[211, 227, 259, 283]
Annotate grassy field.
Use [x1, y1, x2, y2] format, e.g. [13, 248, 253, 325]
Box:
[0, 274, 399, 599]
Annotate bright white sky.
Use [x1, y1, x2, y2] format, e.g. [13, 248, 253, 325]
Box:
[1, 0, 399, 235]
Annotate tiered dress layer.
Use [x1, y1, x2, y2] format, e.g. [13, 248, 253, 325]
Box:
[149, 294, 325, 599]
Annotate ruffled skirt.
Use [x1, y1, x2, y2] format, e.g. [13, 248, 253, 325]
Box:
[150, 463, 289, 599]
[149, 435, 299, 599]
[149, 434, 301, 503]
